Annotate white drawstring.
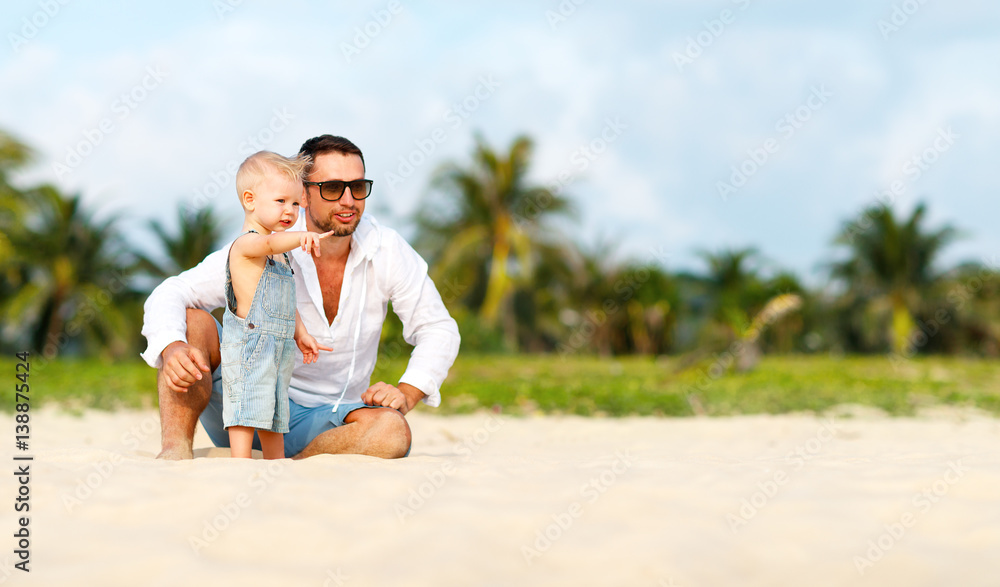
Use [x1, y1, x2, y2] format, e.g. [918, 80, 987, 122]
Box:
[331, 260, 368, 412]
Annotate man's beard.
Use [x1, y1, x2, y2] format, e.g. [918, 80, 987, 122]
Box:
[309, 206, 361, 236]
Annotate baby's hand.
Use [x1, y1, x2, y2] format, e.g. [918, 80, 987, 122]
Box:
[296, 332, 333, 364]
[299, 230, 336, 257]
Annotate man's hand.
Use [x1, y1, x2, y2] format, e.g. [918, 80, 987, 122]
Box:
[362, 382, 425, 415]
[161, 341, 211, 393]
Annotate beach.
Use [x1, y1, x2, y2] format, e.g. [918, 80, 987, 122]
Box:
[2, 406, 998, 586]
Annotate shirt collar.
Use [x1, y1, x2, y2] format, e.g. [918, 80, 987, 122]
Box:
[350, 214, 381, 262]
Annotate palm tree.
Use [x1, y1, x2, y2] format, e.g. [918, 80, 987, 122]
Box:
[0, 131, 36, 348]
[936, 262, 1000, 356]
[544, 234, 680, 357]
[0, 130, 32, 174]
[415, 133, 573, 343]
[759, 271, 809, 353]
[671, 248, 805, 374]
[697, 247, 769, 334]
[831, 202, 959, 353]
[135, 205, 225, 278]
[508, 236, 581, 352]
[0, 185, 137, 357]
[0, 131, 33, 272]
[556, 239, 625, 356]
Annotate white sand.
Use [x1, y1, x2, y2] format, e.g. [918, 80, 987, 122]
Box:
[1, 406, 998, 586]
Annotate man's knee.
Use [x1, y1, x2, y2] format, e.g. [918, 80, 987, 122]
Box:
[363, 408, 412, 458]
[186, 308, 217, 340]
[185, 309, 220, 368]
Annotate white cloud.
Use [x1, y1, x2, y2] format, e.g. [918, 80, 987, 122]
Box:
[1, 1, 998, 279]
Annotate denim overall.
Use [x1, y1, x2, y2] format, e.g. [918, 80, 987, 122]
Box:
[220, 230, 296, 433]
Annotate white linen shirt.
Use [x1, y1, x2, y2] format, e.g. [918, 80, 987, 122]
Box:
[140, 215, 460, 408]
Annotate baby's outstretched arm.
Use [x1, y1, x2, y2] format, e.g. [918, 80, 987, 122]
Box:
[232, 229, 335, 260]
[294, 310, 333, 364]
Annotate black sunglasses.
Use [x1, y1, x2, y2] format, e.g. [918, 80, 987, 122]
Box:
[304, 179, 373, 201]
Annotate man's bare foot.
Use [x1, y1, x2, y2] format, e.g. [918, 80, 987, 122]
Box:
[156, 443, 194, 460]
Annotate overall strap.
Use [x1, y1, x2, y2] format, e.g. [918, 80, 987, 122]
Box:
[225, 230, 260, 313]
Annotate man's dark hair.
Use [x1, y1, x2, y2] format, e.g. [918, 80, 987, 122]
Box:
[298, 135, 365, 173]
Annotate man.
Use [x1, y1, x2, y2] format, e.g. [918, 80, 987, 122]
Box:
[141, 135, 460, 460]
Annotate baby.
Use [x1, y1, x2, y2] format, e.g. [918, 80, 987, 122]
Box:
[222, 150, 333, 459]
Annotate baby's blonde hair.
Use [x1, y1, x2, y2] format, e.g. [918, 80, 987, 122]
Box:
[235, 151, 311, 199]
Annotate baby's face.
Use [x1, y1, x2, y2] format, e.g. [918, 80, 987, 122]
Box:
[253, 174, 303, 231]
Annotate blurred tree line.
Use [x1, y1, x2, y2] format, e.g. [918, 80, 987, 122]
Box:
[2, 128, 998, 364]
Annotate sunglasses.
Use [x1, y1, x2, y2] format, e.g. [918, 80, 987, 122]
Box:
[303, 179, 374, 201]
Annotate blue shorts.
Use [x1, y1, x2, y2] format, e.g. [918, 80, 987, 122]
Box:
[201, 319, 375, 458]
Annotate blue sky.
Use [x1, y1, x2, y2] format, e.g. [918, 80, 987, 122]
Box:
[2, 1, 999, 284]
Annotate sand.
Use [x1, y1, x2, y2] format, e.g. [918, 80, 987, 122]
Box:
[1, 406, 998, 587]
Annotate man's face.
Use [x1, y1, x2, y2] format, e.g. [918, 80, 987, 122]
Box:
[304, 152, 366, 237]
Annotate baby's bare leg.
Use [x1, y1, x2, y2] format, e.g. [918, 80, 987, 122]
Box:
[229, 426, 255, 458]
[258, 431, 284, 460]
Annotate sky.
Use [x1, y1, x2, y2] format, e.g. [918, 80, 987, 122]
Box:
[2, 1, 1000, 284]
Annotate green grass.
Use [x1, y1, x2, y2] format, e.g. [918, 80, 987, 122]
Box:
[3, 353, 1000, 417]
[1, 356, 158, 413]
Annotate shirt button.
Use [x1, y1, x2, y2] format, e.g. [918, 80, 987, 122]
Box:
[248, 323, 255, 329]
